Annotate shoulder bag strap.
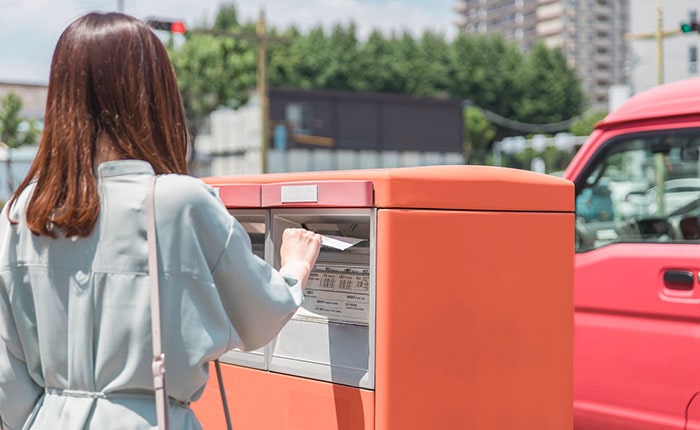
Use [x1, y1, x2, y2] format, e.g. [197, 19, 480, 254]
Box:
[147, 176, 170, 430]
[215, 359, 233, 430]
[147, 176, 233, 430]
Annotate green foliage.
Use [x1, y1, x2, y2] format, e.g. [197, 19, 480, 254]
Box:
[325, 23, 362, 90]
[213, 3, 239, 30]
[169, 33, 256, 141]
[168, 2, 587, 164]
[514, 43, 584, 124]
[540, 146, 578, 172]
[273, 26, 329, 90]
[570, 110, 608, 136]
[0, 93, 39, 148]
[417, 32, 451, 97]
[352, 30, 405, 93]
[507, 141, 577, 173]
[168, 5, 257, 143]
[464, 107, 496, 164]
[448, 35, 525, 119]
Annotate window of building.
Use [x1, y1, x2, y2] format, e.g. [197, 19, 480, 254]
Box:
[286, 103, 315, 135]
[515, 12, 523, 25]
[690, 45, 698, 74]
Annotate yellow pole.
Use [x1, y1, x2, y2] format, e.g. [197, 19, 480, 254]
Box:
[257, 9, 268, 174]
[653, 1, 665, 215]
[656, 1, 663, 85]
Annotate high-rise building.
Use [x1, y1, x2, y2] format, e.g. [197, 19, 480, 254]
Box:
[453, 0, 629, 111]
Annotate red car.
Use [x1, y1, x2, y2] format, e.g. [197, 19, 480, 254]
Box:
[564, 77, 700, 429]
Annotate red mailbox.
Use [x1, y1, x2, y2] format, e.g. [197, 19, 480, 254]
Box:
[194, 165, 574, 429]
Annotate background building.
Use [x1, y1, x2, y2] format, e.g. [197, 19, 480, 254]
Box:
[196, 89, 465, 176]
[268, 89, 463, 153]
[0, 82, 47, 122]
[453, 0, 629, 111]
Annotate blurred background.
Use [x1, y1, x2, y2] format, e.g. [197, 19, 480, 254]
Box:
[0, 0, 696, 200]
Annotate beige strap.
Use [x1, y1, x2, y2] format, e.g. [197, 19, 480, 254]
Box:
[147, 176, 170, 430]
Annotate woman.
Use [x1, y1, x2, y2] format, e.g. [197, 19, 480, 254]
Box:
[0, 12, 321, 429]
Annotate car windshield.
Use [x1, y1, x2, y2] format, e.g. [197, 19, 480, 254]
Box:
[575, 130, 700, 251]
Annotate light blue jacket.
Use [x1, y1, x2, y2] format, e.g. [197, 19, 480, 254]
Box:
[0, 160, 303, 429]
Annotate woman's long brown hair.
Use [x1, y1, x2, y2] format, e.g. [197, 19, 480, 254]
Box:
[8, 12, 189, 237]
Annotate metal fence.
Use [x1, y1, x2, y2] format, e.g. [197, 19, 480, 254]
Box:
[197, 148, 466, 177]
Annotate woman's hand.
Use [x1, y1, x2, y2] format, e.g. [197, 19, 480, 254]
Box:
[279, 228, 322, 289]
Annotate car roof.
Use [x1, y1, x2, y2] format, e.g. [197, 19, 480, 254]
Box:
[597, 77, 700, 129]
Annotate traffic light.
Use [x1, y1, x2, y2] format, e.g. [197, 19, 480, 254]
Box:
[146, 18, 186, 34]
[681, 11, 700, 34]
[681, 21, 700, 33]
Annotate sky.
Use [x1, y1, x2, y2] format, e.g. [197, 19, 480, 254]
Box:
[0, 0, 456, 85]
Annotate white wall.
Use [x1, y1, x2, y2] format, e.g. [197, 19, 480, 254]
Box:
[0, 146, 37, 203]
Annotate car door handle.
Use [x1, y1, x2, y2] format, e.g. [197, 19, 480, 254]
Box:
[663, 270, 694, 290]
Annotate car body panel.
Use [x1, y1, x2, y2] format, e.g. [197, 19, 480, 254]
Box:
[563, 79, 700, 429]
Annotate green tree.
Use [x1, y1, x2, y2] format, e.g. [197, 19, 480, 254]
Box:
[448, 35, 525, 118]
[464, 106, 496, 164]
[515, 42, 584, 124]
[0, 93, 38, 149]
[167, 2, 257, 158]
[415, 31, 451, 97]
[214, 3, 239, 30]
[168, 10, 589, 169]
[325, 23, 362, 91]
[570, 110, 607, 136]
[268, 26, 305, 88]
[0, 92, 40, 194]
[290, 26, 332, 90]
[393, 32, 422, 95]
[354, 30, 406, 93]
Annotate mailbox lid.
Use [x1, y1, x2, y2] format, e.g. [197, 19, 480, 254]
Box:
[204, 165, 573, 212]
[262, 181, 373, 207]
[209, 183, 262, 208]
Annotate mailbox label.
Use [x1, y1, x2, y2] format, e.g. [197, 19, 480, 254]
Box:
[296, 264, 371, 325]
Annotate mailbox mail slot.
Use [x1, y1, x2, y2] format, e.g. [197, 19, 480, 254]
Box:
[270, 209, 375, 389]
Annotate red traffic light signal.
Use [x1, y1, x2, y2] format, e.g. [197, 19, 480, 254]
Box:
[170, 21, 186, 34]
[146, 18, 186, 34]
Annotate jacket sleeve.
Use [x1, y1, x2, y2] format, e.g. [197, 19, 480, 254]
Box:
[170, 179, 304, 352]
[209, 215, 304, 351]
[0, 281, 43, 430]
[157, 176, 305, 352]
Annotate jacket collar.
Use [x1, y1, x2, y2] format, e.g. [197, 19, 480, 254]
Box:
[96, 160, 155, 178]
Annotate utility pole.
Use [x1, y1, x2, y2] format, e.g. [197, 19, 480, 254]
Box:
[117, 0, 124, 13]
[625, 1, 680, 85]
[625, 1, 679, 214]
[170, 8, 279, 173]
[257, 9, 269, 174]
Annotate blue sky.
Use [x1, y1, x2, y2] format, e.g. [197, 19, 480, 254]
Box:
[0, 0, 456, 84]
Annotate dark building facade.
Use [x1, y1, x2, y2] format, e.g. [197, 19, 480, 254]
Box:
[269, 88, 464, 153]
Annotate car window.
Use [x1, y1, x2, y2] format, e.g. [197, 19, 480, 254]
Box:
[575, 131, 700, 252]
